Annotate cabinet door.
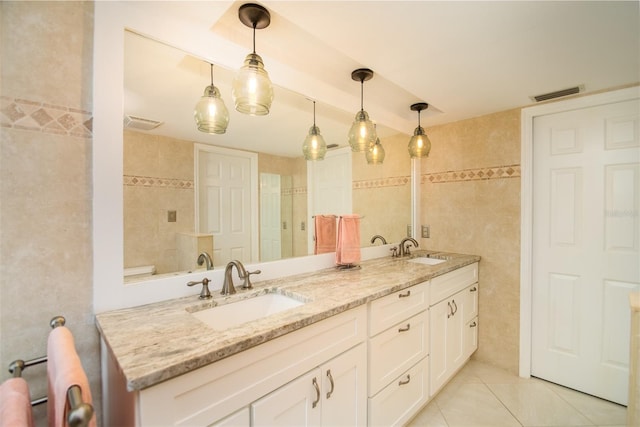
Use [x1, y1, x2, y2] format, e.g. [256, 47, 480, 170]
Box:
[429, 299, 449, 395]
[211, 407, 250, 426]
[252, 369, 321, 427]
[321, 343, 367, 427]
[448, 291, 466, 370]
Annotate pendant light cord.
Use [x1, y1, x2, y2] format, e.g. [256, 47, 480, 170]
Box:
[210, 63, 214, 86]
[360, 80, 364, 112]
[252, 23, 257, 54]
[313, 101, 317, 127]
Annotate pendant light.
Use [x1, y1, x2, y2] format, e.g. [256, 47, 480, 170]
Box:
[366, 137, 385, 165]
[408, 102, 432, 158]
[232, 3, 274, 116]
[302, 100, 327, 161]
[348, 68, 377, 152]
[194, 63, 230, 134]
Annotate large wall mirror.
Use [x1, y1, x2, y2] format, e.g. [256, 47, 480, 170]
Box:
[123, 30, 412, 281]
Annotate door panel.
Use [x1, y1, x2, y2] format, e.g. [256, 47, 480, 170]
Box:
[532, 99, 640, 405]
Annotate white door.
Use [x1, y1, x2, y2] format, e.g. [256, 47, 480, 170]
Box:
[307, 147, 352, 254]
[260, 173, 281, 262]
[531, 99, 640, 405]
[196, 145, 258, 267]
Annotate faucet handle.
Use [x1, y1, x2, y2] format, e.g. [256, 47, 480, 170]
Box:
[187, 277, 212, 299]
[390, 246, 399, 258]
[242, 270, 262, 289]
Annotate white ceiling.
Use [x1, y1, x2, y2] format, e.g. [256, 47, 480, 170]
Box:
[124, 1, 639, 158]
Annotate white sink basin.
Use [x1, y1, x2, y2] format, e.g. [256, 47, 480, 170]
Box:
[408, 257, 446, 266]
[191, 293, 305, 331]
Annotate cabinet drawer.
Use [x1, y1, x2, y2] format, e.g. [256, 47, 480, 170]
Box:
[368, 311, 428, 396]
[368, 356, 429, 427]
[430, 263, 478, 306]
[369, 281, 428, 336]
[462, 284, 478, 324]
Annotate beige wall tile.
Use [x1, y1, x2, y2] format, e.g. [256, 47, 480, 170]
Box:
[0, 2, 99, 424]
[421, 111, 522, 374]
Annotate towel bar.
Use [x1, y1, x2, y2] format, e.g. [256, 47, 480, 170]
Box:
[7, 316, 94, 427]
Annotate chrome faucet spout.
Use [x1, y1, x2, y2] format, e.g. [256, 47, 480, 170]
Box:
[398, 237, 419, 257]
[197, 252, 214, 270]
[370, 235, 387, 245]
[221, 260, 247, 295]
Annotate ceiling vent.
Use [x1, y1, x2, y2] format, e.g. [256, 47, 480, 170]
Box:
[531, 85, 584, 102]
[123, 115, 164, 131]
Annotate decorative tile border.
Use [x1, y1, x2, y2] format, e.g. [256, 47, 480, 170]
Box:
[422, 164, 521, 184]
[124, 175, 193, 190]
[353, 175, 411, 190]
[283, 187, 308, 196]
[0, 96, 92, 137]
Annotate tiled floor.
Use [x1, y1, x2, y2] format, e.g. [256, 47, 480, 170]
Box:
[407, 360, 627, 427]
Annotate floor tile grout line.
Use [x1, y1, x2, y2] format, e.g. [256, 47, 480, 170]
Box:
[479, 376, 525, 427]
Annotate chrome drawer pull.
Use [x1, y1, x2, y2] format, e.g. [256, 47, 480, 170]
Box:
[470, 286, 477, 292]
[452, 299, 458, 315]
[447, 301, 453, 318]
[312, 377, 320, 408]
[398, 374, 411, 386]
[470, 321, 477, 328]
[398, 290, 411, 298]
[398, 323, 411, 332]
[326, 369, 335, 399]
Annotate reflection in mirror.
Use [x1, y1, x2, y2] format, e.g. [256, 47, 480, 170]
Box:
[123, 30, 411, 282]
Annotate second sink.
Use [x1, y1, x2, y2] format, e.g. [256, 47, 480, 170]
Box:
[191, 293, 305, 331]
[408, 257, 446, 266]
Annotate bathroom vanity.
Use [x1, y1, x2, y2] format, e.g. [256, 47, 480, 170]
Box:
[97, 253, 479, 426]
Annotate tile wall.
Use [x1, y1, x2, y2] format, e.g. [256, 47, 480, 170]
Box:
[0, 2, 100, 424]
[420, 108, 522, 373]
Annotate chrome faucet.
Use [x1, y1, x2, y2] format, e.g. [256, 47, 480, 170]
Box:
[398, 237, 419, 257]
[370, 235, 387, 245]
[197, 252, 214, 270]
[221, 260, 247, 295]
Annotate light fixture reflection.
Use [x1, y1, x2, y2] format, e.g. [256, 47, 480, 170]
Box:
[232, 3, 274, 115]
[366, 137, 385, 165]
[408, 102, 432, 158]
[194, 63, 229, 134]
[348, 68, 377, 152]
[302, 100, 327, 161]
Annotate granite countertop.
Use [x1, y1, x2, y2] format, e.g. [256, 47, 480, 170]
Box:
[96, 251, 479, 391]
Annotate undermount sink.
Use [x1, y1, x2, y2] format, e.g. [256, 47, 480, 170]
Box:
[191, 293, 305, 331]
[408, 257, 446, 266]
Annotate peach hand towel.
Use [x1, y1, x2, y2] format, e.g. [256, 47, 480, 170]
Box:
[47, 327, 95, 427]
[314, 215, 337, 254]
[0, 377, 34, 427]
[335, 215, 361, 266]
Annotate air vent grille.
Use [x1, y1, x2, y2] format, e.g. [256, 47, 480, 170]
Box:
[124, 115, 164, 130]
[531, 85, 584, 102]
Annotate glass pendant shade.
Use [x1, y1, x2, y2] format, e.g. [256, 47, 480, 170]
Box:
[408, 126, 432, 158]
[302, 125, 327, 161]
[348, 110, 377, 152]
[366, 138, 385, 164]
[194, 66, 229, 134]
[232, 52, 273, 116]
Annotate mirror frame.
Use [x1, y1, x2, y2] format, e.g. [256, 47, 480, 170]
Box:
[93, 2, 419, 313]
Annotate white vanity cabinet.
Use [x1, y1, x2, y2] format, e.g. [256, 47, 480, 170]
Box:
[429, 262, 479, 396]
[102, 306, 366, 427]
[367, 282, 430, 426]
[252, 343, 367, 426]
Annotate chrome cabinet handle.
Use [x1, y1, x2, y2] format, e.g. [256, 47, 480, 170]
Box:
[326, 370, 335, 399]
[447, 301, 453, 318]
[470, 321, 477, 328]
[398, 323, 411, 332]
[452, 299, 458, 315]
[470, 286, 477, 292]
[312, 377, 320, 408]
[398, 290, 411, 298]
[398, 374, 411, 386]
